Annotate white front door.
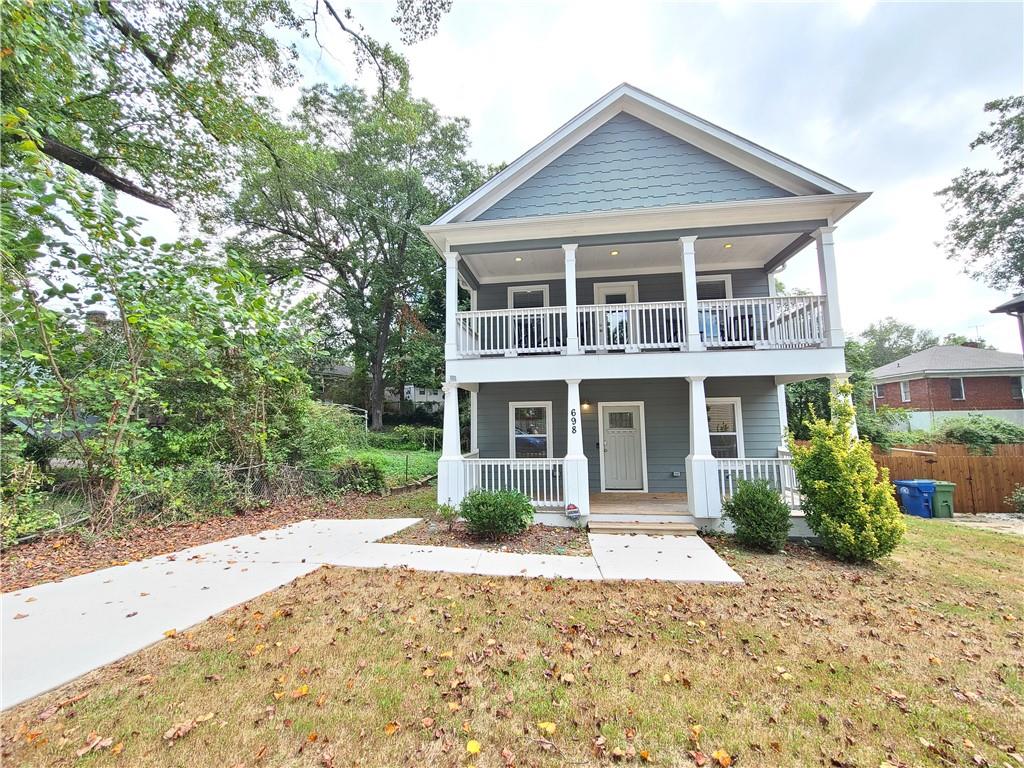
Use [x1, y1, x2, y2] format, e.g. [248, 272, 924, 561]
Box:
[601, 404, 645, 490]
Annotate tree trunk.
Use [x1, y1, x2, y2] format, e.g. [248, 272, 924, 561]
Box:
[368, 300, 395, 431]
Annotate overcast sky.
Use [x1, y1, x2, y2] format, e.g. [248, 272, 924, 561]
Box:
[290, 0, 1023, 352]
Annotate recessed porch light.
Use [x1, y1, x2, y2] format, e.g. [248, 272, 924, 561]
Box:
[610, 250, 619, 256]
[514, 256, 523, 262]
[723, 243, 733, 249]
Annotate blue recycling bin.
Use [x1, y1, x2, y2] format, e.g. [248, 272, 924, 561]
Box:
[893, 480, 937, 518]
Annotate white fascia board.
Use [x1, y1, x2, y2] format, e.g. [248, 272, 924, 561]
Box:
[873, 368, 1024, 383]
[422, 193, 870, 255]
[431, 83, 856, 228]
[445, 347, 846, 385]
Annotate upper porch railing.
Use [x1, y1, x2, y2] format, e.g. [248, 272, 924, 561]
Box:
[454, 295, 827, 357]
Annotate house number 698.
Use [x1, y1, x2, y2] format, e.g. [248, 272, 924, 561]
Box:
[569, 408, 578, 434]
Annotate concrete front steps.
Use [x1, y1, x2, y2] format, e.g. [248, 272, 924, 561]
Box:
[588, 519, 698, 536]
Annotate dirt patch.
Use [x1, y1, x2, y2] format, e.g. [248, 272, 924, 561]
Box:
[1, 489, 435, 593]
[382, 519, 591, 556]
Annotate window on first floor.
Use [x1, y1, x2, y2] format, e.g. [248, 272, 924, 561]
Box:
[874, 383, 885, 399]
[1012, 377, 1023, 400]
[900, 380, 911, 402]
[949, 377, 966, 401]
[509, 402, 552, 458]
[706, 398, 744, 459]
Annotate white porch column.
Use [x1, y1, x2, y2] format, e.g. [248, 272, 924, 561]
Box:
[685, 376, 722, 518]
[444, 251, 460, 360]
[815, 227, 844, 348]
[437, 381, 465, 506]
[830, 374, 859, 440]
[563, 378, 590, 519]
[563, 244, 580, 355]
[680, 236, 703, 351]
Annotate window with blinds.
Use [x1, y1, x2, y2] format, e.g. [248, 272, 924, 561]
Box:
[707, 400, 740, 458]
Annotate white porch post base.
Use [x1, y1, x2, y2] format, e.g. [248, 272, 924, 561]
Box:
[562, 456, 590, 519]
[686, 456, 722, 519]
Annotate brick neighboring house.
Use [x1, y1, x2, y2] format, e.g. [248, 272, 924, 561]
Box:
[871, 345, 1024, 430]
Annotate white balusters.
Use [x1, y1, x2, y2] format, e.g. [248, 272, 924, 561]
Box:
[462, 458, 565, 507]
[717, 458, 802, 510]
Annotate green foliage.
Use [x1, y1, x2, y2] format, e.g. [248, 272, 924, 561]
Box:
[331, 456, 388, 495]
[366, 425, 442, 451]
[930, 414, 1024, 453]
[288, 403, 369, 469]
[723, 479, 791, 552]
[437, 502, 458, 531]
[1, 433, 59, 545]
[789, 385, 906, 562]
[855, 406, 911, 450]
[459, 490, 534, 540]
[1007, 485, 1024, 514]
[859, 318, 939, 369]
[938, 95, 1024, 291]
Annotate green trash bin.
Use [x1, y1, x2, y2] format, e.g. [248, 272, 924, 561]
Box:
[931, 481, 956, 518]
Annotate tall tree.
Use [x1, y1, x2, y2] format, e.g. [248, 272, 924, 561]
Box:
[230, 85, 482, 429]
[858, 317, 938, 369]
[938, 95, 1024, 291]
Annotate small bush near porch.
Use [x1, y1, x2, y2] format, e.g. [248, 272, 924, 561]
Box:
[722, 479, 791, 552]
[3, 489, 1021, 768]
[459, 489, 534, 539]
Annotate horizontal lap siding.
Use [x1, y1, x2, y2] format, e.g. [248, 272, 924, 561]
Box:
[706, 377, 782, 458]
[476, 377, 782, 492]
[476, 269, 769, 311]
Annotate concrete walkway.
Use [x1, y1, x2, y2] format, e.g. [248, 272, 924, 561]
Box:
[2, 518, 740, 709]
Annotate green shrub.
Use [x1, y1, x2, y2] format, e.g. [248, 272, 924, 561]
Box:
[789, 384, 905, 562]
[931, 414, 1024, 453]
[332, 455, 387, 494]
[1007, 484, 1024, 514]
[437, 502, 458, 531]
[1, 434, 59, 545]
[722, 479, 791, 552]
[366, 425, 442, 451]
[289, 403, 368, 468]
[459, 489, 533, 539]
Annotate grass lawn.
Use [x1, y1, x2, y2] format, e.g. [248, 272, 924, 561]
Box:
[3, 493, 1022, 767]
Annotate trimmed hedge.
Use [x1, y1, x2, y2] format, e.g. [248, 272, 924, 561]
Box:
[459, 489, 533, 539]
[723, 479, 791, 552]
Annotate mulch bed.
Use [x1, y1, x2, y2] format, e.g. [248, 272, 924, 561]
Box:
[381, 519, 592, 556]
[1, 494, 396, 593]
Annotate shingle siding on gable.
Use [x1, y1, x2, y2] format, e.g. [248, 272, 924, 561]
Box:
[475, 113, 792, 221]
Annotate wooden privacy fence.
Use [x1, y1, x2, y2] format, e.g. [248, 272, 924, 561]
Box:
[872, 445, 1023, 515]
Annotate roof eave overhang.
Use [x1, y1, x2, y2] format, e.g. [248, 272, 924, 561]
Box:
[432, 83, 857, 227]
[421, 192, 871, 256]
[873, 367, 1024, 383]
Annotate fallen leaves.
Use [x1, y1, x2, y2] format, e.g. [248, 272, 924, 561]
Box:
[466, 739, 481, 754]
[536, 721, 556, 736]
[76, 732, 113, 757]
[383, 721, 400, 736]
[163, 712, 214, 743]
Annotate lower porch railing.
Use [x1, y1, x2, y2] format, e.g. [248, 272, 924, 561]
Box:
[462, 458, 565, 508]
[718, 458, 802, 511]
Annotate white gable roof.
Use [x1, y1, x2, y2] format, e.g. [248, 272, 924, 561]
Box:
[434, 83, 855, 226]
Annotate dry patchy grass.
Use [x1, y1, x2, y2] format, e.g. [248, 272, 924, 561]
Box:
[2, 516, 1022, 768]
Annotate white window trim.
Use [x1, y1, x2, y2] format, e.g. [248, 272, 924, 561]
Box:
[596, 401, 649, 493]
[592, 280, 640, 305]
[949, 377, 966, 401]
[874, 383, 885, 398]
[706, 396, 745, 458]
[696, 274, 734, 299]
[1013, 375, 1023, 400]
[506, 284, 550, 309]
[899, 380, 911, 402]
[508, 400, 553, 459]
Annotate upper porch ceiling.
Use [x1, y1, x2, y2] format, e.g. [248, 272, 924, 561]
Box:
[463, 232, 801, 284]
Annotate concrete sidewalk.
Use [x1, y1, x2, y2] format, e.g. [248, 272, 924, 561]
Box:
[2, 519, 740, 709]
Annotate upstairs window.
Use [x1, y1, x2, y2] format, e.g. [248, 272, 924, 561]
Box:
[899, 381, 911, 402]
[949, 377, 965, 401]
[507, 285, 549, 309]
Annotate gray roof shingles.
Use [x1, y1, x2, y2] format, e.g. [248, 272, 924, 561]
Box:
[870, 345, 1024, 380]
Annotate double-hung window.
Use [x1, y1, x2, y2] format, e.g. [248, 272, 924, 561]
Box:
[509, 402, 552, 459]
[949, 377, 965, 401]
[706, 398, 744, 459]
[874, 384, 885, 399]
[899, 381, 911, 402]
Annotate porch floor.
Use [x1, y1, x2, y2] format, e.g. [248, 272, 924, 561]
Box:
[590, 492, 690, 515]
